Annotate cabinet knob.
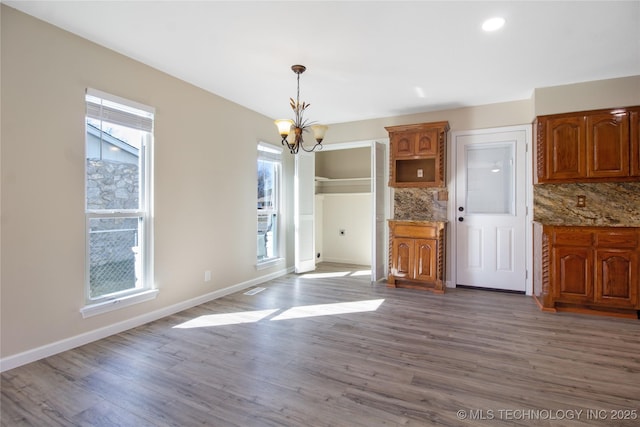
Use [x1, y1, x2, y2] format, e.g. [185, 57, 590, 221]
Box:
[458, 217, 464, 222]
[458, 207, 464, 212]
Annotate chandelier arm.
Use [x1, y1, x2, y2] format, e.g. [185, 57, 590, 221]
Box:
[299, 141, 323, 153]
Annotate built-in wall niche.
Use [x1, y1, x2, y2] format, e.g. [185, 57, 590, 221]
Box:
[395, 158, 436, 184]
[315, 147, 371, 194]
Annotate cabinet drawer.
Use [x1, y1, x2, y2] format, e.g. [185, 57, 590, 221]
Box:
[393, 224, 437, 239]
[552, 230, 593, 246]
[595, 230, 639, 248]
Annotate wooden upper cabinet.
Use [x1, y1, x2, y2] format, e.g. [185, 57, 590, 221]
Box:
[631, 110, 640, 177]
[387, 121, 449, 187]
[586, 112, 629, 178]
[542, 115, 586, 180]
[392, 129, 439, 157]
[535, 106, 640, 183]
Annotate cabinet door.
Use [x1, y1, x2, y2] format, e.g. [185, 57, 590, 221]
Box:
[631, 110, 640, 177]
[586, 112, 629, 178]
[414, 239, 437, 282]
[392, 133, 417, 158]
[594, 249, 638, 308]
[415, 129, 439, 156]
[553, 246, 593, 303]
[545, 116, 586, 180]
[391, 238, 414, 279]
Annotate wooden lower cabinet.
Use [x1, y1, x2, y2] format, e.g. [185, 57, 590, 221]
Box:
[388, 220, 445, 293]
[534, 223, 640, 317]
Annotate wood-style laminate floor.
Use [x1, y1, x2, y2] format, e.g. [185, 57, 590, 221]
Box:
[2, 263, 639, 426]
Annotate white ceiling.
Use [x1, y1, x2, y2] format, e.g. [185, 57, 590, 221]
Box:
[6, 1, 640, 124]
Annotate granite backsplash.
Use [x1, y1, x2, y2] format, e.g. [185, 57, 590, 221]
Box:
[534, 182, 640, 226]
[394, 188, 447, 221]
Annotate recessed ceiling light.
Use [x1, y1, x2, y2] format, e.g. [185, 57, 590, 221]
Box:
[482, 17, 506, 32]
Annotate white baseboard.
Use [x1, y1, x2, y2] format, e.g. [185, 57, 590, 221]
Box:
[0, 266, 293, 372]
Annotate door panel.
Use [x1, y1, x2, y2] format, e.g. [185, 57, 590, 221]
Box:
[496, 227, 514, 272]
[547, 116, 586, 179]
[555, 247, 592, 302]
[295, 152, 315, 273]
[587, 112, 629, 177]
[392, 238, 413, 279]
[372, 141, 386, 281]
[465, 226, 483, 269]
[455, 128, 527, 291]
[595, 249, 637, 307]
[415, 239, 436, 282]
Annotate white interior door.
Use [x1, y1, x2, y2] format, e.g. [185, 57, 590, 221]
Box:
[295, 151, 316, 273]
[455, 129, 526, 291]
[371, 141, 386, 281]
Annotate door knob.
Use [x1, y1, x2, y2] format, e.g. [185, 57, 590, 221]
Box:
[458, 217, 464, 222]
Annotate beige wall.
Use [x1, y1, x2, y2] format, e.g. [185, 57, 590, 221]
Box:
[324, 99, 536, 145]
[318, 194, 372, 265]
[534, 75, 640, 116]
[2, 4, 639, 364]
[1, 6, 293, 359]
[321, 76, 639, 146]
[316, 147, 371, 179]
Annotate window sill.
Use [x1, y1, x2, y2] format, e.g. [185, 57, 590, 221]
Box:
[256, 257, 285, 271]
[80, 289, 159, 318]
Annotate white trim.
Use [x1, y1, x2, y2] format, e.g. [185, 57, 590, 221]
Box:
[80, 289, 159, 318]
[0, 267, 293, 372]
[256, 257, 285, 270]
[258, 140, 283, 154]
[86, 87, 155, 114]
[319, 139, 375, 151]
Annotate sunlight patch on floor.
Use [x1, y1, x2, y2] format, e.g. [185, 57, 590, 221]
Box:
[172, 299, 384, 329]
[350, 269, 371, 277]
[300, 271, 350, 279]
[300, 267, 372, 279]
[271, 299, 384, 321]
[173, 309, 279, 329]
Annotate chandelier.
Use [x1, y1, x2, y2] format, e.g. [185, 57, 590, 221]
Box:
[274, 65, 328, 154]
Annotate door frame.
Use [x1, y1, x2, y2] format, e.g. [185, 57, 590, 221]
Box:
[315, 139, 390, 282]
[448, 125, 533, 295]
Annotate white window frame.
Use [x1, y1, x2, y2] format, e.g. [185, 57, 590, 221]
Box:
[257, 141, 284, 269]
[81, 88, 156, 318]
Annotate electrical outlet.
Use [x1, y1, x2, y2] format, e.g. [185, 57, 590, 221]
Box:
[204, 270, 212, 282]
[417, 168, 424, 178]
[577, 195, 586, 207]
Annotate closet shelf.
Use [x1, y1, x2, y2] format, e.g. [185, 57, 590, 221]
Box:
[315, 176, 371, 194]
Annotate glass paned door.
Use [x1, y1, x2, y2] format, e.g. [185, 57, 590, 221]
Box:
[466, 144, 514, 214]
[455, 129, 526, 292]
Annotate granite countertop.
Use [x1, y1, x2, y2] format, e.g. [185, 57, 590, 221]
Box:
[533, 182, 640, 227]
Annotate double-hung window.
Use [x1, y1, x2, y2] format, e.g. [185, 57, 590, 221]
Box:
[257, 142, 282, 266]
[82, 89, 155, 316]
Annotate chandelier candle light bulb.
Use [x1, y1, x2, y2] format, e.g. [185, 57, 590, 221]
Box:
[275, 64, 328, 154]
